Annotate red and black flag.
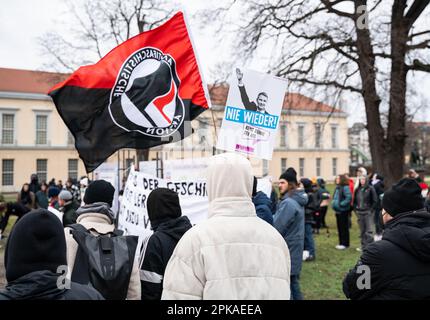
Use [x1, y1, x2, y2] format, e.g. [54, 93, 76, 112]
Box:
[48, 12, 210, 172]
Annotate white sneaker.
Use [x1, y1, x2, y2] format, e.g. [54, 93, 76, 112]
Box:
[302, 250, 310, 261]
[335, 245, 347, 250]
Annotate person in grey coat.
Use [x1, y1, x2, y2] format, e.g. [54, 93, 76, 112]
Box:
[353, 176, 378, 250]
[274, 167, 308, 300]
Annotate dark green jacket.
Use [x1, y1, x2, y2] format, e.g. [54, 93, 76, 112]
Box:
[61, 200, 79, 227]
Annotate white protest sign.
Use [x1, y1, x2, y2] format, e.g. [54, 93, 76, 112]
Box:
[164, 157, 210, 180]
[257, 176, 273, 198]
[166, 179, 208, 225]
[117, 166, 209, 261]
[93, 162, 119, 215]
[138, 161, 158, 177]
[217, 68, 287, 160]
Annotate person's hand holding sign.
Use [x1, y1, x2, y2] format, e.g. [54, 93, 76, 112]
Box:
[236, 68, 244, 86]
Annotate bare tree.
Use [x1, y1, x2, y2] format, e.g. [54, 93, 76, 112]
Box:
[40, 0, 177, 163]
[203, 0, 430, 186]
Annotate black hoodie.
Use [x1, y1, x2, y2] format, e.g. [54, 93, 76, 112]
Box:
[140, 215, 192, 300]
[0, 270, 103, 300]
[0, 209, 104, 300]
[343, 209, 430, 300]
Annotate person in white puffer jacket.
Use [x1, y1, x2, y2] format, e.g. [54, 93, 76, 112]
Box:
[161, 152, 291, 300]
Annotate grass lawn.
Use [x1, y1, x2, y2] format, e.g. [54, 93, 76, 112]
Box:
[300, 211, 361, 299]
[301, 184, 361, 300]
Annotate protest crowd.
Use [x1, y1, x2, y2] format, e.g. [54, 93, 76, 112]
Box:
[0, 153, 429, 300]
[1, 7, 430, 303]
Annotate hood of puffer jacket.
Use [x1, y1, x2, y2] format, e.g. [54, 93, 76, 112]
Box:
[207, 153, 255, 219]
[76, 202, 115, 223]
[383, 209, 430, 262]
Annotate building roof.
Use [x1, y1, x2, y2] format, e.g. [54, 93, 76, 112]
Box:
[208, 83, 344, 114]
[0, 68, 68, 94]
[1, 68, 344, 114]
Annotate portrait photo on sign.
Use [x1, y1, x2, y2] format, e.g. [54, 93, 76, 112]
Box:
[217, 68, 287, 160]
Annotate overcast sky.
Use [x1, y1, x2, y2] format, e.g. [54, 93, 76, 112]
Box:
[0, 0, 429, 125]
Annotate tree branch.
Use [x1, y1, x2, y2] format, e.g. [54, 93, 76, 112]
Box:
[408, 59, 430, 72]
[290, 77, 362, 93]
[404, 0, 430, 30]
[321, 0, 355, 19]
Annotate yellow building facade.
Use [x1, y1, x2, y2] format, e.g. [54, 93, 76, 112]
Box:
[1, 69, 349, 193]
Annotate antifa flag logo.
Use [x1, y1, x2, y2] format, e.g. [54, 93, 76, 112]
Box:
[48, 12, 210, 173]
[109, 47, 185, 137]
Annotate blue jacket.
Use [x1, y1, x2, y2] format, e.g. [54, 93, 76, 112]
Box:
[252, 191, 274, 225]
[332, 186, 352, 213]
[274, 189, 308, 275]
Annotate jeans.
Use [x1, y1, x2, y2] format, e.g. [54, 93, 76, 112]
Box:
[304, 223, 316, 257]
[335, 211, 350, 247]
[356, 210, 375, 249]
[290, 275, 303, 300]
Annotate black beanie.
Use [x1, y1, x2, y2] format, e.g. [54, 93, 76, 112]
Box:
[147, 188, 182, 227]
[4, 209, 67, 282]
[382, 178, 424, 217]
[300, 178, 313, 193]
[84, 180, 115, 207]
[279, 167, 298, 184]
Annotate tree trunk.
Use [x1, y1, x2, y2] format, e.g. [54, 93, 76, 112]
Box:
[385, 0, 409, 187]
[354, 1, 386, 180]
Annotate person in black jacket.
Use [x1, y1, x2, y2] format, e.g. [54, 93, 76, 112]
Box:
[370, 173, 385, 237]
[0, 209, 103, 300]
[343, 178, 430, 300]
[0, 202, 30, 240]
[426, 193, 430, 213]
[28, 173, 40, 195]
[353, 176, 378, 250]
[140, 187, 192, 300]
[301, 178, 318, 261]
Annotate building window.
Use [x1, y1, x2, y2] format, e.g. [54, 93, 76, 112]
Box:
[332, 158, 338, 177]
[298, 124, 305, 148]
[331, 125, 338, 149]
[2, 159, 14, 186]
[281, 158, 287, 173]
[1, 114, 14, 145]
[36, 115, 48, 145]
[36, 159, 47, 183]
[67, 131, 74, 146]
[316, 158, 322, 177]
[68, 159, 78, 180]
[299, 158, 305, 177]
[280, 122, 287, 147]
[314, 123, 322, 149]
[262, 159, 269, 176]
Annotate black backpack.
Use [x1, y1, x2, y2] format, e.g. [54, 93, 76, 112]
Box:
[69, 224, 138, 300]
